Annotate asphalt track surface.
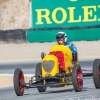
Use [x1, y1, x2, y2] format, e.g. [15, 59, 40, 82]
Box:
[0, 59, 100, 100]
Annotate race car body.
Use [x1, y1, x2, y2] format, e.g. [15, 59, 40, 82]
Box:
[42, 45, 73, 77]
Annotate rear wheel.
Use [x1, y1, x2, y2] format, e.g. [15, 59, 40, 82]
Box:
[13, 68, 24, 96]
[35, 63, 47, 92]
[93, 59, 100, 88]
[72, 64, 83, 92]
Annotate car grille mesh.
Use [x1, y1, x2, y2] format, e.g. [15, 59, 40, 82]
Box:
[43, 60, 54, 72]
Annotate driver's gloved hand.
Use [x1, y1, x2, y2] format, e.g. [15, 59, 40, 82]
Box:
[73, 54, 78, 64]
[73, 54, 78, 61]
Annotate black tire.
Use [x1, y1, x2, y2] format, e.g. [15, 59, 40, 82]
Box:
[93, 59, 100, 88]
[13, 68, 24, 96]
[72, 64, 83, 92]
[35, 63, 47, 92]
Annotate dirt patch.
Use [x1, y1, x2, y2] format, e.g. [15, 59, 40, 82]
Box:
[0, 41, 100, 62]
[0, 0, 30, 30]
[0, 76, 31, 88]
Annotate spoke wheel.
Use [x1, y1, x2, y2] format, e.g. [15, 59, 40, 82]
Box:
[77, 68, 83, 89]
[14, 68, 25, 96]
[72, 64, 83, 92]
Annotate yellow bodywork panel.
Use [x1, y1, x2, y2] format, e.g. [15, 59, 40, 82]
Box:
[42, 55, 59, 77]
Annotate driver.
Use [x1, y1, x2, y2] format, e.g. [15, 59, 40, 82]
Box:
[56, 32, 78, 63]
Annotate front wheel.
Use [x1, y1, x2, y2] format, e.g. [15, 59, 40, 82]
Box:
[13, 68, 25, 96]
[35, 63, 47, 92]
[72, 64, 83, 92]
[93, 59, 100, 88]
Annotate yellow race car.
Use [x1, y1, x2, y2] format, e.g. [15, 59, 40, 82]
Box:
[13, 45, 83, 96]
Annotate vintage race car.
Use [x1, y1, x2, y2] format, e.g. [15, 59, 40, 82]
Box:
[13, 45, 100, 96]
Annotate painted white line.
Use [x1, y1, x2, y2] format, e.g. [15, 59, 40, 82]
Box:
[0, 74, 34, 77]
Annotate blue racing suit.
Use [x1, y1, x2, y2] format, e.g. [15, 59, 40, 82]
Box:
[64, 42, 77, 55]
[64, 42, 78, 61]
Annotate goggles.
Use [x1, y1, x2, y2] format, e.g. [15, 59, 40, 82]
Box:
[57, 38, 64, 42]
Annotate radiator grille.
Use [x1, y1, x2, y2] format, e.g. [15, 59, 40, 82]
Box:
[43, 60, 54, 72]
